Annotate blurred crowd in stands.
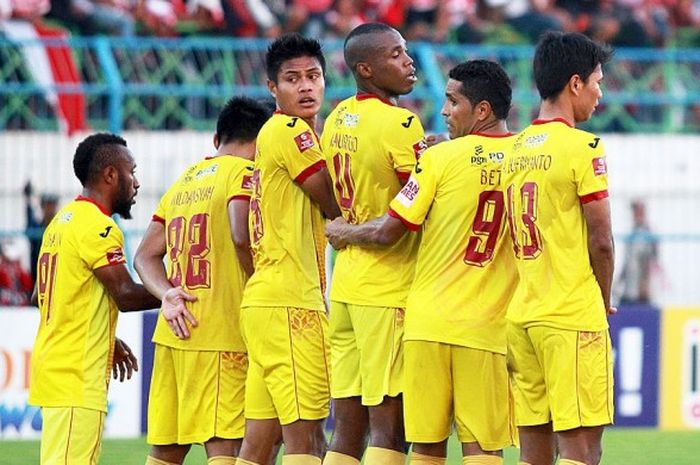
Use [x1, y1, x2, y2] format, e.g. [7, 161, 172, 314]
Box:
[2, 0, 700, 47]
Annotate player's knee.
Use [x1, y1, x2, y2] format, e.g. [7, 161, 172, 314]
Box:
[368, 425, 406, 451]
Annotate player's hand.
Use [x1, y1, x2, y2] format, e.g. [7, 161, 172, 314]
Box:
[607, 306, 618, 316]
[112, 338, 138, 382]
[325, 217, 350, 250]
[162, 286, 198, 339]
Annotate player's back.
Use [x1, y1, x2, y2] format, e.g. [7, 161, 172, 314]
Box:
[151, 155, 253, 352]
[391, 134, 518, 354]
[321, 94, 426, 307]
[242, 112, 327, 312]
[503, 119, 609, 331]
[30, 197, 125, 411]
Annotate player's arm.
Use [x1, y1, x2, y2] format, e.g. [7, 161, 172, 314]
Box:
[299, 167, 342, 220]
[133, 220, 198, 338]
[228, 199, 254, 276]
[583, 197, 615, 314]
[93, 262, 161, 311]
[325, 213, 407, 250]
[30, 282, 38, 306]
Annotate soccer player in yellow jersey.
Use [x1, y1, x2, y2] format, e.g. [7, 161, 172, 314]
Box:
[320, 22, 427, 465]
[29, 133, 164, 465]
[326, 60, 518, 465]
[133, 97, 273, 465]
[502, 32, 615, 465]
[237, 34, 341, 465]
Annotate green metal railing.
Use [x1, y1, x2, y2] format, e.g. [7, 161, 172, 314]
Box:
[3, 37, 700, 133]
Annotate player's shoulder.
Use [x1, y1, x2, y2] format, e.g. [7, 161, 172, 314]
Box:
[535, 120, 603, 149]
[66, 198, 121, 238]
[262, 112, 313, 136]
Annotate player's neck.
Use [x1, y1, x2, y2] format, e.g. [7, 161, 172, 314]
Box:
[79, 188, 112, 215]
[537, 99, 575, 126]
[215, 140, 256, 161]
[356, 82, 398, 106]
[471, 119, 509, 137]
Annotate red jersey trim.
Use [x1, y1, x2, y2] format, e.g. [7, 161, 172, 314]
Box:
[93, 259, 126, 271]
[388, 208, 420, 232]
[294, 160, 326, 184]
[76, 195, 110, 216]
[580, 190, 609, 204]
[228, 194, 251, 203]
[532, 117, 573, 127]
[356, 92, 394, 106]
[472, 132, 513, 138]
[152, 215, 165, 224]
[396, 170, 411, 183]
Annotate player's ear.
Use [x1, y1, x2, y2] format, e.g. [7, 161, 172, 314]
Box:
[103, 165, 119, 186]
[356, 62, 372, 79]
[267, 79, 277, 99]
[213, 133, 220, 150]
[569, 74, 582, 96]
[476, 100, 491, 121]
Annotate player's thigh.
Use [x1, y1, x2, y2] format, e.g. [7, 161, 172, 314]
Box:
[245, 306, 331, 425]
[41, 407, 105, 465]
[403, 340, 452, 444]
[350, 305, 405, 406]
[149, 346, 248, 444]
[329, 300, 361, 399]
[453, 346, 515, 451]
[506, 321, 549, 427]
[533, 326, 614, 432]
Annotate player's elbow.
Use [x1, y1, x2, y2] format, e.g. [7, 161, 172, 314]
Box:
[232, 231, 250, 251]
[589, 234, 614, 261]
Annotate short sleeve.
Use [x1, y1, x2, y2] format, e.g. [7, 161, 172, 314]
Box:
[389, 148, 439, 231]
[573, 134, 609, 204]
[78, 219, 126, 270]
[385, 111, 427, 174]
[152, 191, 168, 224]
[228, 159, 255, 202]
[280, 123, 325, 183]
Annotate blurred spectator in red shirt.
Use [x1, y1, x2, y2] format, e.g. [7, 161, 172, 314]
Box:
[0, 242, 33, 306]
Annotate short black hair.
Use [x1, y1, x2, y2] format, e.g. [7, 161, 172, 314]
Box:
[534, 31, 612, 101]
[73, 133, 127, 186]
[448, 60, 512, 120]
[265, 33, 326, 83]
[343, 23, 396, 73]
[216, 96, 273, 145]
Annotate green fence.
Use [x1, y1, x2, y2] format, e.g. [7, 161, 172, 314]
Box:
[3, 37, 700, 133]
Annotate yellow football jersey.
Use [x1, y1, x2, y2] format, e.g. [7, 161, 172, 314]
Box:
[389, 134, 519, 354]
[321, 94, 426, 307]
[502, 119, 609, 331]
[241, 112, 327, 311]
[29, 197, 126, 412]
[151, 155, 253, 352]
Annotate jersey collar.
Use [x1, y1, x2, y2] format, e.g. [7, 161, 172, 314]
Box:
[472, 132, 513, 138]
[532, 117, 573, 127]
[75, 195, 111, 216]
[356, 92, 394, 106]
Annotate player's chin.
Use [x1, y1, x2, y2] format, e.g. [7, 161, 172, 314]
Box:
[294, 104, 320, 120]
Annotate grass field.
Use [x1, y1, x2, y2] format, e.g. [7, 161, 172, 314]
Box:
[3, 429, 700, 465]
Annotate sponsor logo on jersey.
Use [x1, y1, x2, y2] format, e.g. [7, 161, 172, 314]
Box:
[524, 133, 548, 148]
[413, 139, 427, 159]
[401, 115, 415, 128]
[287, 117, 299, 128]
[589, 137, 600, 148]
[489, 152, 505, 163]
[241, 174, 253, 190]
[592, 157, 607, 176]
[99, 226, 112, 238]
[294, 131, 315, 152]
[57, 212, 72, 224]
[195, 164, 218, 180]
[471, 145, 486, 165]
[396, 177, 420, 208]
[106, 247, 125, 265]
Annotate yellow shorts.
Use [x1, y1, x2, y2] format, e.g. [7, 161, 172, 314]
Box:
[506, 322, 614, 432]
[329, 301, 404, 406]
[241, 307, 331, 425]
[147, 344, 247, 444]
[403, 341, 514, 449]
[40, 407, 105, 465]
